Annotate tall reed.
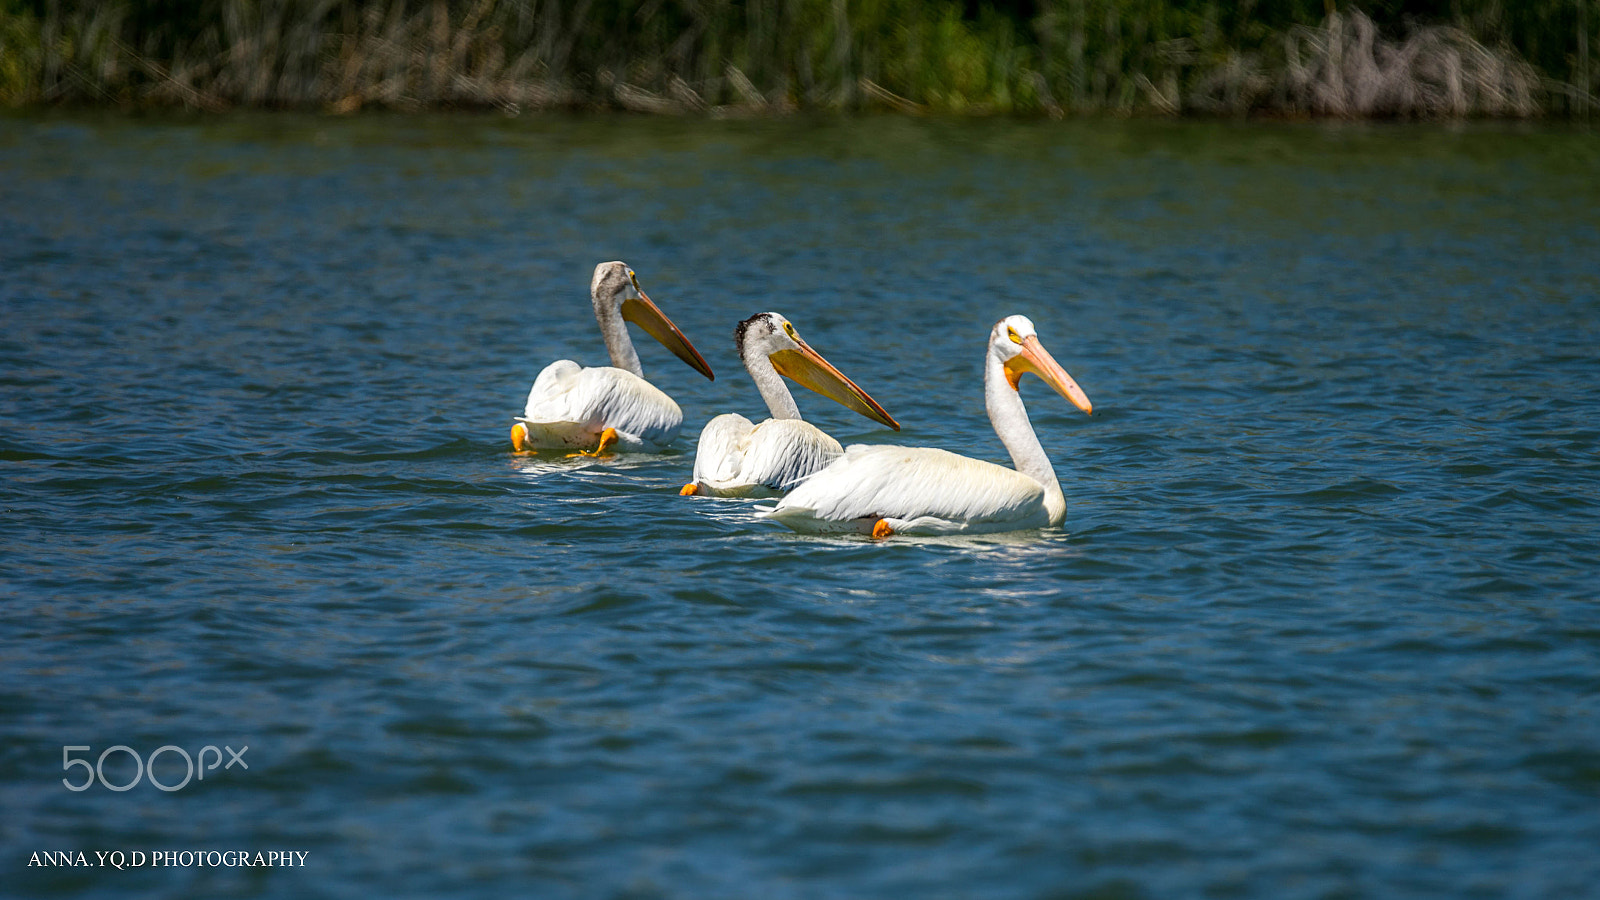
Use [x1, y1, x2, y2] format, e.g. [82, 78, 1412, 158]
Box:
[0, 0, 1592, 115]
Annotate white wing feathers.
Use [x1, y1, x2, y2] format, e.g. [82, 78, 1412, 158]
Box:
[691, 414, 757, 486]
[522, 360, 580, 420]
[763, 445, 1049, 534]
[518, 360, 683, 450]
[692, 417, 844, 496]
[738, 420, 843, 493]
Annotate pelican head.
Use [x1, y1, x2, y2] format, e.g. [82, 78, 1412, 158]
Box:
[991, 315, 1092, 415]
[591, 261, 714, 380]
[737, 312, 900, 430]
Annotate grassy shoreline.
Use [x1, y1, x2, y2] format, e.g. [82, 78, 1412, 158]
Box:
[1, 1, 1594, 117]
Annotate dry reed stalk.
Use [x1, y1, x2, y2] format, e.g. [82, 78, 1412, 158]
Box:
[614, 81, 685, 113]
[667, 74, 705, 110]
[1027, 69, 1064, 117]
[1282, 10, 1538, 117]
[724, 64, 767, 109]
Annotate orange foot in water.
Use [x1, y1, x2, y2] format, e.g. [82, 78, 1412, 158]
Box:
[679, 483, 699, 496]
[569, 427, 619, 458]
[871, 519, 894, 539]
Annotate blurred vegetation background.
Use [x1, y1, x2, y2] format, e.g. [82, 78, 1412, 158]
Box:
[0, 0, 1593, 115]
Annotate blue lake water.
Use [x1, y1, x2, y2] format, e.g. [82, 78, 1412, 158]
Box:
[2, 112, 1599, 898]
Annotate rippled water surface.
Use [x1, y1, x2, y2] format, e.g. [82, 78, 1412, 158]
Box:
[3, 113, 1599, 898]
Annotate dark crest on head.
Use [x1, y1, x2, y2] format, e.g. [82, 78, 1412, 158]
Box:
[735, 312, 773, 349]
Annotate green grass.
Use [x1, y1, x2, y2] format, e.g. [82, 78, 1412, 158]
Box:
[0, 0, 1593, 115]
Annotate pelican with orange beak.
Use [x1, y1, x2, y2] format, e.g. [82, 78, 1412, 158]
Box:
[680, 312, 899, 497]
[512, 261, 714, 455]
[761, 315, 1092, 536]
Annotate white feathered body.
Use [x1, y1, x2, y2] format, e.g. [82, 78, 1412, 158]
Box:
[762, 444, 1052, 535]
[517, 360, 683, 452]
[690, 415, 844, 497]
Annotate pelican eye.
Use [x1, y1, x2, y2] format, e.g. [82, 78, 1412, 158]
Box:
[1007, 327, 1023, 344]
[627, 270, 639, 288]
[783, 322, 798, 340]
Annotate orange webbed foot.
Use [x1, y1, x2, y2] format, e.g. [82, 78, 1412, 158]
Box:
[679, 483, 699, 496]
[569, 427, 620, 458]
[871, 519, 894, 539]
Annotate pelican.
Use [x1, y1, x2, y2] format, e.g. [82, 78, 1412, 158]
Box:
[680, 312, 900, 497]
[512, 261, 714, 455]
[761, 315, 1092, 537]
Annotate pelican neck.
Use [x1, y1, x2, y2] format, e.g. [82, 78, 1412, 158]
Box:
[983, 348, 1066, 525]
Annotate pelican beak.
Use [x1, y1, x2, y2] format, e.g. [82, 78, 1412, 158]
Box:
[770, 338, 901, 430]
[621, 290, 715, 381]
[1004, 335, 1092, 415]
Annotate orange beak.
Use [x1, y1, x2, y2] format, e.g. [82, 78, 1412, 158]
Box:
[621, 290, 714, 381]
[769, 336, 900, 430]
[1003, 335, 1092, 414]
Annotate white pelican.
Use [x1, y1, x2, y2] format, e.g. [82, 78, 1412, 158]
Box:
[512, 261, 714, 455]
[680, 312, 900, 497]
[761, 315, 1092, 537]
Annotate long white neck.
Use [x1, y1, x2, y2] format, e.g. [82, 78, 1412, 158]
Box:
[984, 350, 1065, 525]
[593, 295, 643, 377]
[741, 342, 801, 420]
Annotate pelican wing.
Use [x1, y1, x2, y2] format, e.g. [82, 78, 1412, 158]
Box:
[522, 360, 584, 420]
[520, 361, 683, 450]
[692, 414, 757, 487]
[764, 445, 1049, 534]
[739, 420, 845, 493]
[694, 417, 843, 496]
